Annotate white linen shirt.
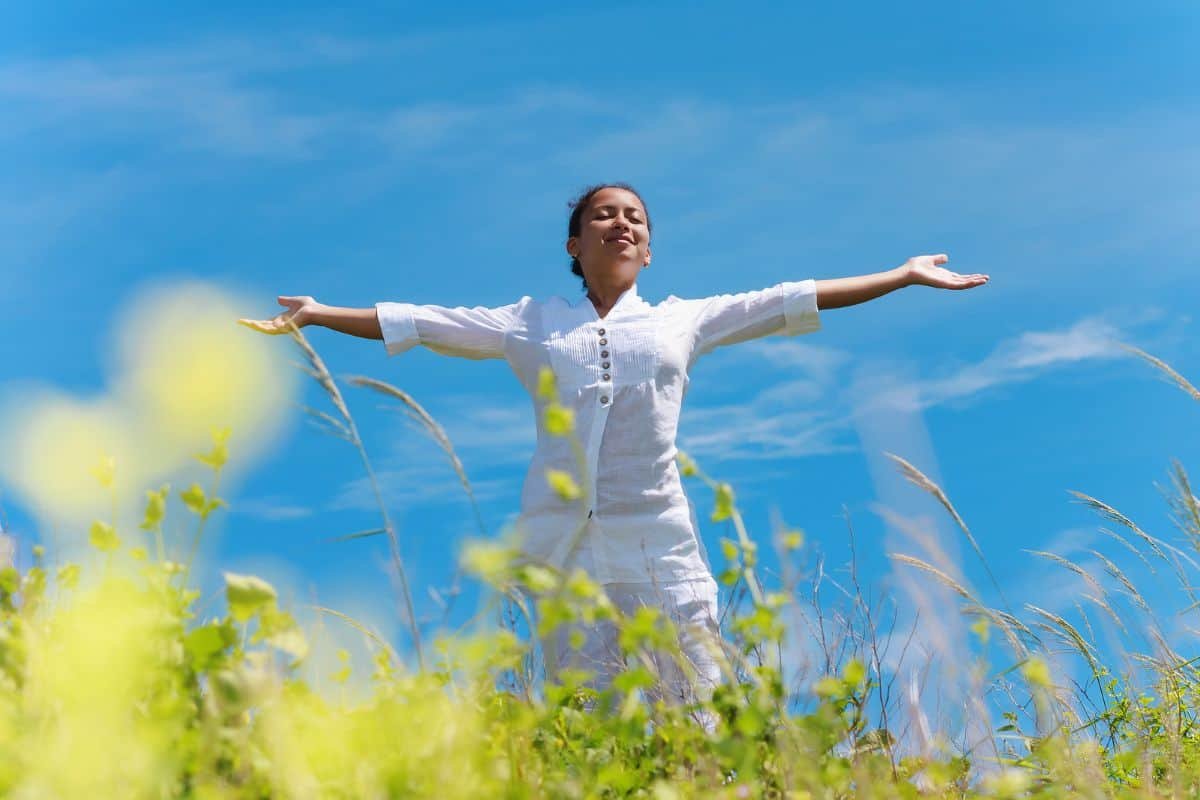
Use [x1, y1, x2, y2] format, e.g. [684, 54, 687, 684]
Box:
[375, 279, 821, 584]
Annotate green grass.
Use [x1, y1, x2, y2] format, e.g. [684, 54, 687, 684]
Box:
[0, 334, 1197, 798]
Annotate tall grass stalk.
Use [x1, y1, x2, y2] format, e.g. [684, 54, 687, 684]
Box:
[286, 323, 424, 671]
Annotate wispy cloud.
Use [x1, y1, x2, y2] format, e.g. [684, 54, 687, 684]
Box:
[741, 339, 851, 382]
[230, 495, 315, 521]
[326, 465, 515, 515]
[0, 55, 339, 158]
[680, 406, 850, 461]
[868, 316, 1126, 414]
[682, 313, 1139, 464]
[5, 32, 1196, 300]
[325, 396, 533, 515]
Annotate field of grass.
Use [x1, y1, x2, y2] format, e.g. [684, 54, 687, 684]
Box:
[0, 329, 1198, 798]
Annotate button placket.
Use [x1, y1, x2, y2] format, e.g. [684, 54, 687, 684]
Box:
[588, 320, 613, 576]
[588, 329, 613, 582]
[598, 324, 611, 403]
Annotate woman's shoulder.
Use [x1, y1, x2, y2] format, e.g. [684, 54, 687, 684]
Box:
[654, 293, 707, 314]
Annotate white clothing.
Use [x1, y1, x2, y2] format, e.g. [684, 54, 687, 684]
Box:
[376, 278, 821, 584]
[535, 575, 723, 732]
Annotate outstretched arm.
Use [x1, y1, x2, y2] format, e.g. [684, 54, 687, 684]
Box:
[239, 296, 382, 340]
[242, 295, 522, 360]
[815, 254, 989, 310]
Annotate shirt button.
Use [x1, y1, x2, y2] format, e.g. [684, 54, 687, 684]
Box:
[602, 361, 610, 369]
[600, 395, 609, 405]
[598, 328, 606, 336]
[600, 350, 609, 358]
[599, 338, 607, 346]
[602, 373, 610, 381]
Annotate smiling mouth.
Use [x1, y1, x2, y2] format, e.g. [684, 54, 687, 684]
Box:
[603, 236, 635, 245]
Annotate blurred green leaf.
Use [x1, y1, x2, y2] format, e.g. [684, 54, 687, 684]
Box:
[224, 572, 277, 622]
[711, 482, 735, 522]
[89, 521, 120, 553]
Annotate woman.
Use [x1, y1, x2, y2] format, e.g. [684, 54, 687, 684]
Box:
[239, 183, 988, 720]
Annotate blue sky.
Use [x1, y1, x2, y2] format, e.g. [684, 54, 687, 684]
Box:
[2, 2, 1198, 699]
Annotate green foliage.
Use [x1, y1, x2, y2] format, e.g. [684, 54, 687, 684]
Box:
[140, 483, 171, 530]
[545, 468, 582, 501]
[180, 482, 226, 520]
[88, 520, 120, 552]
[7, 351, 1200, 798]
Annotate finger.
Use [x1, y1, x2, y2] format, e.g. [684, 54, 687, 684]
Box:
[238, 318, 284, 334]
[932, 253, 949, 266]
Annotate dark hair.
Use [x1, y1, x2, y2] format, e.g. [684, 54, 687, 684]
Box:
[566, 182, 652, 291]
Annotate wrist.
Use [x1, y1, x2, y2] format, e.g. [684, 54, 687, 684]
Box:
[306, 302, 332, 328]
[894, 263, 916, 288]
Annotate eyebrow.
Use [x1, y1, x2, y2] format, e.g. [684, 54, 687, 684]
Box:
[593, 203, 644, 215]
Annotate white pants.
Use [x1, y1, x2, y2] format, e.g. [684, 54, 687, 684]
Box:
[537, 575, 724, 729]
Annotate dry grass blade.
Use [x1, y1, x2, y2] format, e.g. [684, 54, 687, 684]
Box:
[323, 527, 388, 544]
[347, 375, 487, 538]
[288, 359, 327, 384]
[964, 604, 1037, 658]
[1080, 593, 1126, 634]
[1096, 527, 1154, 570]
[1158, 652, 1200, 677]
[1025, 603, 1100, 674]
[1088, 549, 1151, 612]
[293, 402, 354, 443]
[1167, 461, 1200, 547]
[1147, 626, 1186, 668]
[1128, 652, 1160, 671]
[1022, 551, 1126, 630]
[1068, 491, 1173, 562]
[288, 330, 352, 423]
[311, 604, 401, 668]
[885, 453, 1010, 611]
[1120, 343, 1200, 402]
[1071, 492, 1200, 614]
[284, 323, 424, 670]
[888, 553, 978, 603]
[1073, 600, 1097, 642]
[985, 607, 1040, 646]
[1024, 550, 1107, 599]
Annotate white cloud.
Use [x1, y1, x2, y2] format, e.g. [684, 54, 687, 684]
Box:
[680, 406, 849, 461]
[680, 314, 1136, 464]
[321, 395, 533, 516]
[866, 316, 1126, 414]
[740, 339, 850, 381]
[326, 465, 515, 515]
[230, 495, 315, 521]
[0, 56, 337, 158]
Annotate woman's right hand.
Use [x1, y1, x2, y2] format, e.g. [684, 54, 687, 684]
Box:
[238, 295, 323, 334]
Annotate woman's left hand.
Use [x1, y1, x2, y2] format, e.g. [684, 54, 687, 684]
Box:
[904, 254, 989, 290]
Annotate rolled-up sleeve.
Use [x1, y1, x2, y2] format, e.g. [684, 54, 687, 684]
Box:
[691, 279, 820, 360]
[375, 300, 522, 360]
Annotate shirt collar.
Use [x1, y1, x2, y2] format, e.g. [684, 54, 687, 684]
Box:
[573, 281, 642, 315]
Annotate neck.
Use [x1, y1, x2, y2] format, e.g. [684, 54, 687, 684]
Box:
[586, 277, 635, 319]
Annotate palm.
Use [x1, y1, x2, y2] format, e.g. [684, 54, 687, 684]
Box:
[238, 296, 318, 334]
[907, 254, 989, 290]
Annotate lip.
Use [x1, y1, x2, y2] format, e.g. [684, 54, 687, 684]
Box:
[603, 235, 635, 245]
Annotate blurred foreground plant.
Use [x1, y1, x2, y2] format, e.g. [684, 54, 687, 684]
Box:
[1, 343, 1199, 797]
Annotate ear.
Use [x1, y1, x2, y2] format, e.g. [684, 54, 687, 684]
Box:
[565, 236, 579, 259]
[643, 245, 652, 267]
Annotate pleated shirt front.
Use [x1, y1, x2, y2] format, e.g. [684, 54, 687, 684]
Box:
[376, 279, 821, 584]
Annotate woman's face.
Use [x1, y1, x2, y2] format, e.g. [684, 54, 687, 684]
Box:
[567, 187, 651, 289]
